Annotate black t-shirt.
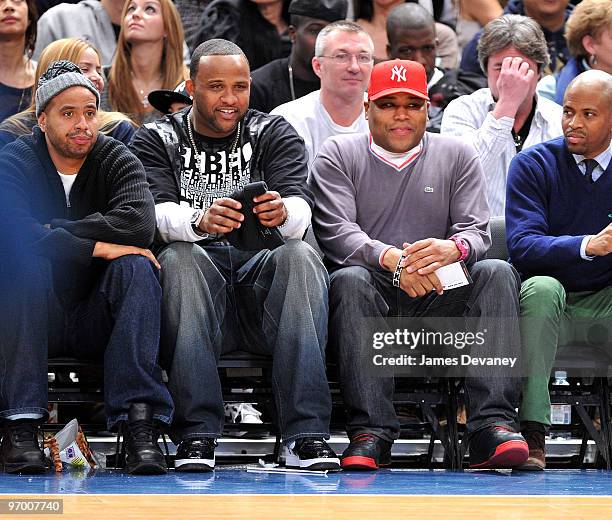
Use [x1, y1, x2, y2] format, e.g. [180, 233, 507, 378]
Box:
[179, 123, 252, 210]
[0, 82, 32, 124]
[250, 57, 320, 113]
[512, 100, 537, 153]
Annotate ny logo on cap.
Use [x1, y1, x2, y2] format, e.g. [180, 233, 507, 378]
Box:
[391, 65, 407, 82]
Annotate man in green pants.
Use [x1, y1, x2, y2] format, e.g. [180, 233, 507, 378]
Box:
[506, 70, 612, 470]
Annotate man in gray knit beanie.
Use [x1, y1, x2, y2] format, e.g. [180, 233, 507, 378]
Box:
[36, 60, 101, 170]
[0, 58, 174, 476]
[36, 60, 100, 117]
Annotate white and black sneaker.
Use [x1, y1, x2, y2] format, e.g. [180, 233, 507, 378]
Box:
[284, 437, 340, 471]
[174, 437, 216, 472]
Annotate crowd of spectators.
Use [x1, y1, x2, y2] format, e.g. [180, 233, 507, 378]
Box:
[0, 0, 610, 477]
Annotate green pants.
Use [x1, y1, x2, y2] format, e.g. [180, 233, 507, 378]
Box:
[519, 276, 612, 425]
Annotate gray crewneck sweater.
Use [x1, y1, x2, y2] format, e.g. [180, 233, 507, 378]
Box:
[309, 132, 491, 270]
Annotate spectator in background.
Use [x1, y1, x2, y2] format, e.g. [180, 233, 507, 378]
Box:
[103, 0, 187, 126]
[34, 0, 124, 67]
[147, 80, 192, 115]
[272, 21, 373, 170]
[354, 0, 459, 67]
[197, 0, 291, 71]
[35, 0, 77, 18]
[506, 70, 612, 471]
[175, 0, 212, 52]
[0, 0, 37, 123]
[461, 0, 573, 77]
[249, 0, 347, 113]
[539, 0, 612, 104]
[0, 38, 136, 147]
[387, 3, 486, 132]
[452, 0, 502, 53]
[34, 0, 190, 68]
[441, 15, 563, 217]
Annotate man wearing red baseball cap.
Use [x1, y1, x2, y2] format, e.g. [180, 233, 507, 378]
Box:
[310, 59, 528, 471]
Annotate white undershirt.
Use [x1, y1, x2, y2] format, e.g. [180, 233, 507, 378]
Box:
[57, 171, 78, 206]
[369, 135, 423, 171]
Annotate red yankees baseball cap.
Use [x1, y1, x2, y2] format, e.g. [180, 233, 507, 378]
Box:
[368, 59, 429, 102]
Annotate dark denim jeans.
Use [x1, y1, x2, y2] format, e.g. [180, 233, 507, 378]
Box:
[0, 255, 173, 430]
[329, 259, 522, 442]
[158, 239, 332, 445]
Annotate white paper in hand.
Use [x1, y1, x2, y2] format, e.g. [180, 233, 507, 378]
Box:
[434, 261, 471, 290]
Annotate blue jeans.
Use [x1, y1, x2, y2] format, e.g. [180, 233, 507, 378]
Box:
[329, 259, 522, 442]
[158, 239, 332, 445]
[0, 255, 173, 430]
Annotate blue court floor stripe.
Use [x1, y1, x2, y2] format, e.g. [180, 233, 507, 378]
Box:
[1, 469, 611, 496]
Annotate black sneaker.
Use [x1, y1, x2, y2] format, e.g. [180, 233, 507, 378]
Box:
[469, 425, 528, 469]
[122, 403, 167, 475]
[1, 420, 47, 474]
[285, 437, 340, 470]
[341, 433, 392, 471]
[174, 437, 216, 472]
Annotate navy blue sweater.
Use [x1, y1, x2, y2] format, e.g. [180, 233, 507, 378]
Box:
[506, 136, 612, 292]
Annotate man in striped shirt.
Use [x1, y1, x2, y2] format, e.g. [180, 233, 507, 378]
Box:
[441, 15, 562, 216]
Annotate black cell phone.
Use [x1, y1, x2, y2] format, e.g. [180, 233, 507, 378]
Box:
[226, 181, 285, 251]
[242, 181, 268, 202]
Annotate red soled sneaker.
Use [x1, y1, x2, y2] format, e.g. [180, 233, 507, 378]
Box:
[469, 425, 529, 469]
[341, 433, 393, 471]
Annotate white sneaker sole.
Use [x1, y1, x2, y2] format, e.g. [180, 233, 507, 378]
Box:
[285, 453, 341, 470]
[174, 456, 215, 472]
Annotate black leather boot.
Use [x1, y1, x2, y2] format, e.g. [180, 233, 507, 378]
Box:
[122, 403, 167, 475]
[1, 420, 47, 474]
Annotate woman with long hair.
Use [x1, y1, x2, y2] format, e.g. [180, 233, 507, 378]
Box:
[104, 0, 187, 125]
[0, 37, 136, 147]
[0, 0, 37, 122]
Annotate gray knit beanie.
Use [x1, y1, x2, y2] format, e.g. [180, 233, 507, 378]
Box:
[35, 60, 100, 117]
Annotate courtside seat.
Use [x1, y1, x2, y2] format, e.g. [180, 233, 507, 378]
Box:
[48, 352, 279, 441]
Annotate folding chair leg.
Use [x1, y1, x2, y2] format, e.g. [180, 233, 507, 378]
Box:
[575, 404, 608, 468]
[598, 378, 612, 469]
[447, 378, 462, 470]
[578, 429, 589, 468]
[273, 432, 282, 465]
[421, 402, 454, 469]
